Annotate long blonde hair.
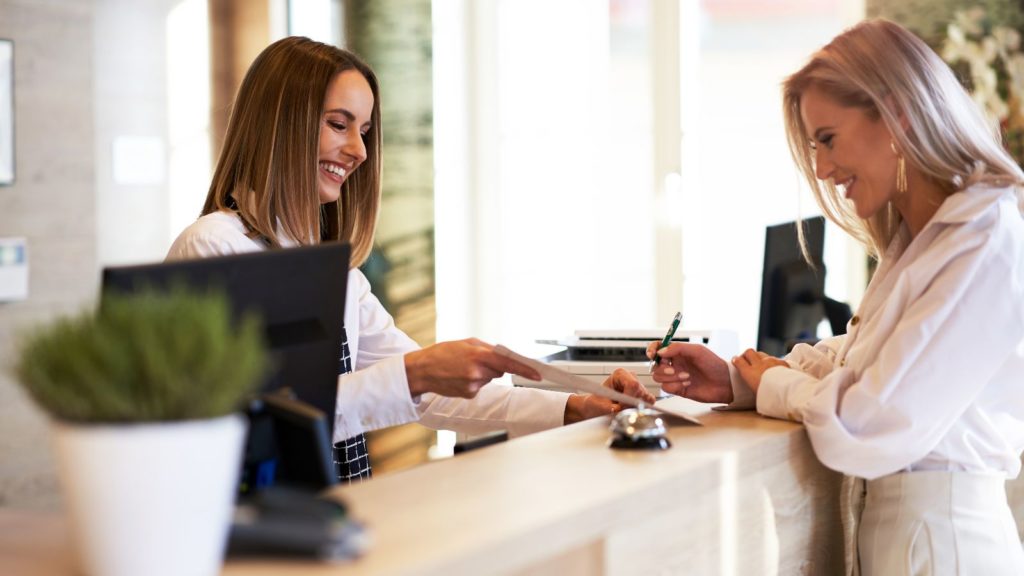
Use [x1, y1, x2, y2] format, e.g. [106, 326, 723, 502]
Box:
[203, 36, 383, 267]
[783, 18, 1023, 258]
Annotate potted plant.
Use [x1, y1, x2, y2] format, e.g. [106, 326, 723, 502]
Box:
[15, 287, 267, 576]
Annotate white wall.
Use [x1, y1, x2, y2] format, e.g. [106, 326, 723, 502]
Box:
[435, 0, 661, 351]
[0, 0, 96, 510]
[436, 1, 867, 353]
[681, 12, 864, 350]
[94, 0, 180, 267]
[0, 0, 186, 510]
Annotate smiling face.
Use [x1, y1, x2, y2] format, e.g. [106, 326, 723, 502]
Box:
[318, 69, 374, 204]
[800, 85, 899, 220]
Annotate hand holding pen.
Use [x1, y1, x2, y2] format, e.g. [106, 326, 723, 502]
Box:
[646, 318, 734, 403]
[649, 312, 682, 372]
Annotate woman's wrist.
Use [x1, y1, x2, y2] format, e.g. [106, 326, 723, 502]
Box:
[563, 394, 584, 425]
[404, 350, 427, 397]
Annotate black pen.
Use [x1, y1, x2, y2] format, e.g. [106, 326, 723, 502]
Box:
[650, 312, 682, 371]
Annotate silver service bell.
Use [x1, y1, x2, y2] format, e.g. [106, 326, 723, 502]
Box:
[608, 405, 671, 450]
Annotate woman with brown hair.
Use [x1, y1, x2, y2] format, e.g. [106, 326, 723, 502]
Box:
[168, 36, 653, 483]
[648, 19, 1024, 574]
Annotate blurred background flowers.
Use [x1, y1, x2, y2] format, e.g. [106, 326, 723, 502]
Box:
[942, 6, 1024, 166]
[867, 0, 1024, 167]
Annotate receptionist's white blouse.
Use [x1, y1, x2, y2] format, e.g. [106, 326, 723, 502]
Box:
[166, 211, 569, 444]
[731, 184, 1024, 480]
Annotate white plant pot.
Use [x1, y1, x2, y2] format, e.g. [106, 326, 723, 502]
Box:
[52, 414, 246, 576]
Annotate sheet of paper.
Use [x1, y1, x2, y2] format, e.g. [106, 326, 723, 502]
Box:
[495, 345, 702, 425]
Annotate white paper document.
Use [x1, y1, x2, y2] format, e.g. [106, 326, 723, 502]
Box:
[495, 345, 702, 425]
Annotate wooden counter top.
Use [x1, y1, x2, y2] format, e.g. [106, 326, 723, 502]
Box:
[2, 401, 847, 575]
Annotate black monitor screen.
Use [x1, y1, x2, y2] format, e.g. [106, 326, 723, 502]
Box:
[101, 243, 350, 430]
[757, 217, 826, 357]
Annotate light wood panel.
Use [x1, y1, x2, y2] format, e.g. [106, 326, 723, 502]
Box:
[208, 0, 270, 162]
[231, 404, 844, 575]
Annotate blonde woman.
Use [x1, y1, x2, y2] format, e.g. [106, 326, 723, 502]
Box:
[168, 37, 653, 483]
[648, 19, 1024, 574]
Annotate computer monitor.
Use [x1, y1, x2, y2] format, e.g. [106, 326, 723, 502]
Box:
[757, 217, 828, 357]
[101, 243, 350, 490]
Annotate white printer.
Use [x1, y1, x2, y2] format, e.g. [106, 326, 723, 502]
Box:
[510, 328, 739, 395]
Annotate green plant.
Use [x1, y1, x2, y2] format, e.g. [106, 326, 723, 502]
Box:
[16, 287, 268, 423]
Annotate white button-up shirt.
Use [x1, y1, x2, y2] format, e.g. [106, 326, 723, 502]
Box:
[733, 184, 1024, 480]
[167, 211, 569, 444]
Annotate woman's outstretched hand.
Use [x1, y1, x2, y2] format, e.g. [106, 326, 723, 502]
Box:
[646, 341, 733, 403]
[404, 338, 542, 398]
[563, 368, 658, 424]
[405, 341, 658, 425]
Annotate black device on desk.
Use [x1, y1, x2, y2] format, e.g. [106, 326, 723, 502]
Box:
[242, 389, 337, 492]
[757, 217, 853, 356]
[101, 243, 350, 491]
[228, 484, 368, 561]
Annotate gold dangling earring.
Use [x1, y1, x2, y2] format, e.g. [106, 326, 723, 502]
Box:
[891, 140, 907, 194]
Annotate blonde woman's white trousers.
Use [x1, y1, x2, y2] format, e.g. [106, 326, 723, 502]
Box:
[857, 471, 1024, 575]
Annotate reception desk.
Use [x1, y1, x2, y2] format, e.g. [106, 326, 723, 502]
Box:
[4, 402, 1021, 575]
[1, 401, 850, 575]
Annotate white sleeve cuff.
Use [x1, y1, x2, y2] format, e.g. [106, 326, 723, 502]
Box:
[755, 366, 816, 422]
[416, 382, 569, 438]
[504, 387, 568, 437]
[714, 362, 757, 411]
[332, 354, 420, 443]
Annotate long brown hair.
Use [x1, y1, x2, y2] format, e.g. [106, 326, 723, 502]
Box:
[783, 19, 1023, 259]
[203, 36, 383, 267]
